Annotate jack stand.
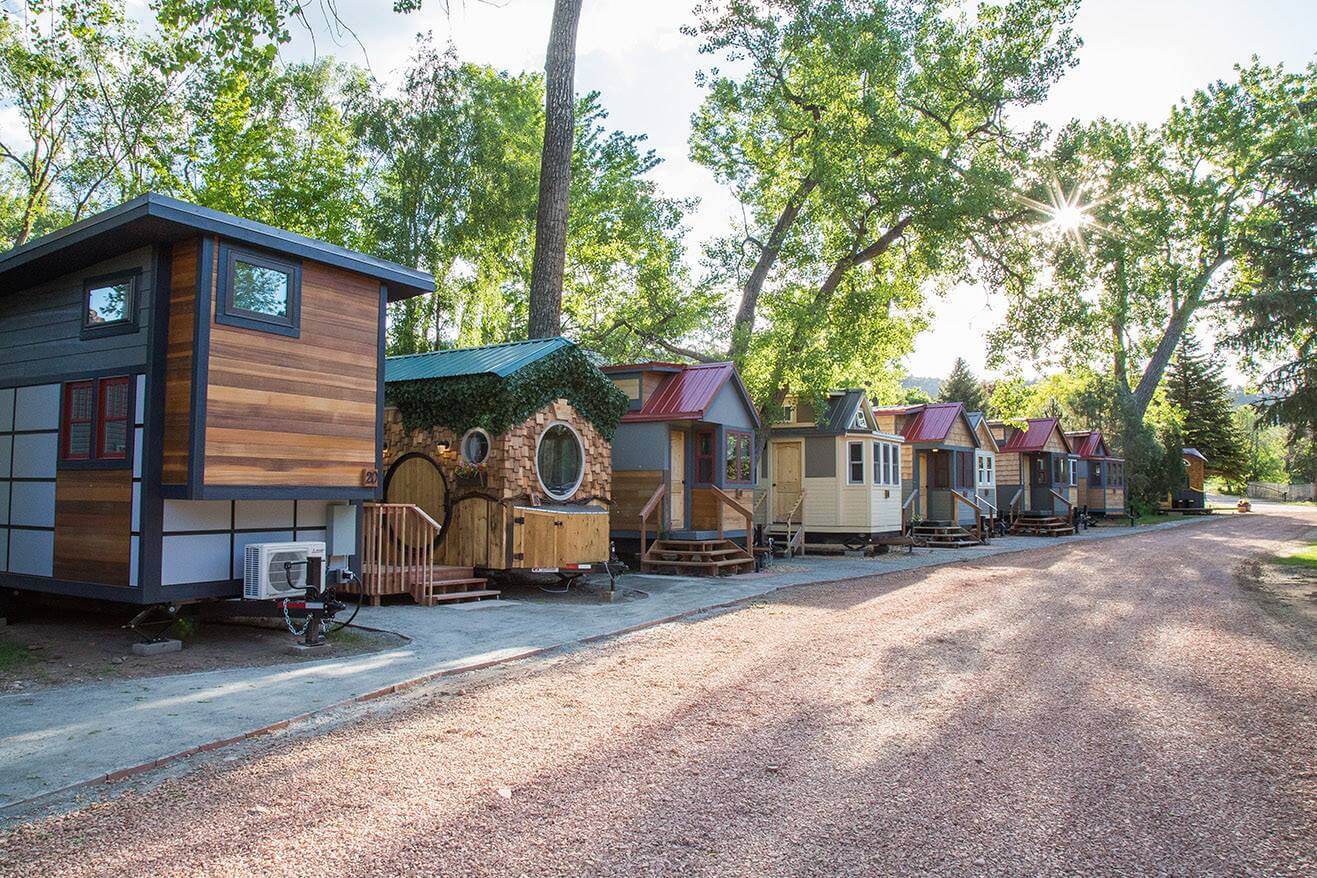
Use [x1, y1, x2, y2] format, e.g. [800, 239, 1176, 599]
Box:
[125, 604, 180, 644]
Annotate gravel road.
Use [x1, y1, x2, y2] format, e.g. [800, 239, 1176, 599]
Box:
[3, 506, 1315, 877]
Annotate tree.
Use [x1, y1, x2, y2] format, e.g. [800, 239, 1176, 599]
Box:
[679, 0, 1080, 425]
[527, 0, 583, 339]
[937, 358, 985, 410]
[992, 61, 1316, 426]
[1163, 335, 1249, 483]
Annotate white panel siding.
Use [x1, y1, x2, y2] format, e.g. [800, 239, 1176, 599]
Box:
[12, 432, 57, 479]
[838, 482, 871, 527]
[871, 489, 902, 530]
[13, 384, 61, 431]
[10, 481, 55, 528]
[163, 499, 231, 532]
[295, 499, 332, 528]
[134, 375, 146, 425]
[130, 535, 139, 587]
[162, 533, 231, 585]
[9, 529, 53, 576]
[0, 387, 13, 431]
[235, 500, 296, 531]
[802, 476, 838, 528]
[131, 483, 141, 531]
[132, 427, 143, 478]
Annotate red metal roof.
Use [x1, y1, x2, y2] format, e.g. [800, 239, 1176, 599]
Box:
[1002, 417, 1071, 453]
[898, 402, 967, 443]
[1065, 429, 1109, 459]
[600, 361, 684, 374]
[620, 361, 740, 423]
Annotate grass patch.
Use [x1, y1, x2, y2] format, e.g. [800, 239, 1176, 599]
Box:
[1273, 543, 1317, 569]
[0, 639, 32, 673]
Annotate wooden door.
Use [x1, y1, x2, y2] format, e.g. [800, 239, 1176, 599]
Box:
[384, 453, 447, 548]
[669, 430, 686, 529]
[1029, 454, 1050, 512]
[772, 441, 802, 521]
[514, 508, 561, 568]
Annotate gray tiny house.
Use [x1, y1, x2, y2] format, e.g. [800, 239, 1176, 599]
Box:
[0, 194, 431, 606]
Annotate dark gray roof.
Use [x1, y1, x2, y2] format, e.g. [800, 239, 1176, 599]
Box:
[771, 389, 868, 435]
[0, 192, 434, 301]
[386, 337, 572, 382]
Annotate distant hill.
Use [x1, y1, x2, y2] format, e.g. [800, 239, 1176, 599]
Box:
[902, 376, 942, 398]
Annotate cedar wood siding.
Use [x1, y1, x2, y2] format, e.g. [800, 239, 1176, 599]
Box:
[53, 467, 133, 585]
[161, 239, 197, 484]
[202, 245, 379, 488]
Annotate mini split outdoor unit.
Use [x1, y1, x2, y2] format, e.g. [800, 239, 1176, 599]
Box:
[243, 542, 327, 600]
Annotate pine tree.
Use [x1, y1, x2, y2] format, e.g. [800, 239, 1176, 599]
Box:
[1164, 336, 1249, 482]
[938, 357, 985, 412]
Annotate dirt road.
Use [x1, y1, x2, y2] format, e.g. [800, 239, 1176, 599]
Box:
[3, 506, 1315, 877]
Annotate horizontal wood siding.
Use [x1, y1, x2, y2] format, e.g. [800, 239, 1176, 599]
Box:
[162, 239, 198, 484]
[611, 469, 663, 531]
[946, 418, 974, 448]
[204, 258, 378, 487]
[53, 468, 133, 585]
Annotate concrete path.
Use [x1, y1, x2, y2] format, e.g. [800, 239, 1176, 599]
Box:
[0, 514, 1225, 809]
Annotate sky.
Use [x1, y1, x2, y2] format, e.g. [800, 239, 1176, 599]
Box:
[187, 1, 1317, 382]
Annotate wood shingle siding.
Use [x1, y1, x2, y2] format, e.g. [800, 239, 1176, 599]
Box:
[202, 258, 379, 488]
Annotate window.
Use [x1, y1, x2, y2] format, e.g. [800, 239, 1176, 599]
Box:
[726, 431, 753, 483]
[61, 376, 132, 464]
[82, 272, 138, 337]
[460, 428, 491, 465]
[873, 442, 883, 485]
[536, 422, 583, 500]
[97, 377, 130, 459]
[851, 409, 868, 430]
[216, 243, 301, 337]
[932, 451, 950, 488]
[977, 452, 995, 487]
[781, 404, 795, 423]
[893, 445, 900, 484]
[694, 430, 715, 483]
[847, 441, 864, 484]
[1068, 459, 1077, 486]
[1092, 462, 1103, 484]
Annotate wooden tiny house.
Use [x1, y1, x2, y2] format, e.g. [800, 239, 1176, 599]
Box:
[1065, 429, 1126, 516]
[378, 338, 624, 600]
[988, 417, 1077, 535]
[604, 361, 760, 574]
[966, 411, 1000, 517]
[873, 402, 992, 545]
[1175, 448, 1208, 510]
[759, 390, 903, 551]
[0, 194, 431, 605]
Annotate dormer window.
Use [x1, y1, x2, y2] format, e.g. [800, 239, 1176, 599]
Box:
[851, 409, 867, 430]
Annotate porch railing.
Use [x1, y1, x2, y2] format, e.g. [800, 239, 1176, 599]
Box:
[1005, 486, 1023, 524]
[638, 482, 667, 559]
[949, 489, 986, 542]
[779, 490, 806, 557]
[362, 502, 441, 602]
[901, 488, 920, 534]
[711, 485, 757, 552]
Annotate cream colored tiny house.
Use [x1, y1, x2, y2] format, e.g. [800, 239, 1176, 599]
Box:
[967, 411, 1000, 516]
[759, 390, 904, 550]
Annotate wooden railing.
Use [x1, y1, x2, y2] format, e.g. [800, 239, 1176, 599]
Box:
[901, 487, 920, 534]
[710, 485, 755, 551]
[362, 503, 442, 602]
[638, 482, 667, 560]
[1049, 488, 1073, 514]
[949, 489, 983, 542]
[1006, 486, 1023, 524]
[780, 490, 806, 557]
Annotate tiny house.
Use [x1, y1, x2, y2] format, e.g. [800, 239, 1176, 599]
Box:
[1175, 447, 1208, 510]
[604, 361, 760, 572]
[1065, 429, 1126, 516]
[989, 417, 1077, 523]
[380, 338, 625, 593]
[966, 411, 1000, 516]
[873, 402, 985, 529]
[0, 194, 432, 605]
[759, 390, 903, 549]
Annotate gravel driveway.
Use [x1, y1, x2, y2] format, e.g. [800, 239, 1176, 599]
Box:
[2, 506, 1314, 877]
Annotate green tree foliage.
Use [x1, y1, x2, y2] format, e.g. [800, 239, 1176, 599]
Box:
[682, 0, 1081, 421]
[993, 61, 1316, 425]
[937, 358, 985, 410]
[1163, 336, 1249, 484]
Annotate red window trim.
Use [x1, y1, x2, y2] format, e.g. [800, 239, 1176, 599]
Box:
[694, 429, 715, 484]
[61, 380, 95, 461]
[725, 429, 753, 484]
[96, 375, 131, 460]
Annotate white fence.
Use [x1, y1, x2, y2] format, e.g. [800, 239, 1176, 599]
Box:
[1247, 481, 1316, 501]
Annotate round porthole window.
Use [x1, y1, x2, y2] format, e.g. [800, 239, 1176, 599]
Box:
[536, 422, 584, 501]
[460, 428, 491, 465]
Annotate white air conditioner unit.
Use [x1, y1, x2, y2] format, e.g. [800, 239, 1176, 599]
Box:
[243, 541, 326, 600]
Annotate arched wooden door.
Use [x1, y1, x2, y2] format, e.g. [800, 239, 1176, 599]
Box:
[383, 453, 448, 547]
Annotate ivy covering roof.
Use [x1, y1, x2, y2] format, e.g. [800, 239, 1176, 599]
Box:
[385, 338, 629, 441]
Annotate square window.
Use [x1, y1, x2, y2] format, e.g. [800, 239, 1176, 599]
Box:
[216, 243, 301, 337]
[81, 272, 138, 337]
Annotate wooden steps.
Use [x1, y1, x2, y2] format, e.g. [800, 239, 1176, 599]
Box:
[911, 520, 981, 548]
[414, 565, 501, 606]
[1009, 515, 1076, 537]
[641, 538, 755, 576]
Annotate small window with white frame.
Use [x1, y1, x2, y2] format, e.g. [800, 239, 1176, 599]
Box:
[847, 441, 864, 484]
[851, 408, 867, 430]
[460, 428, 491, 465]
[1068, 458, 1077, 486]
[892, 444, 901, 485]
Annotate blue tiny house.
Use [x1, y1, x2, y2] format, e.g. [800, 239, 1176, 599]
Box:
[873, 402, 985, 530]
[603, 361, 760, 573]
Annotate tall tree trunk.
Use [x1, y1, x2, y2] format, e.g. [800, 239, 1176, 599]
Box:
[527, 0, 583, 339]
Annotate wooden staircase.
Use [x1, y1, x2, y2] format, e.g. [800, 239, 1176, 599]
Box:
[1009, 514, 1076, 537]
[414, 565, 500, 606]
[640, 538, 755, 576]
[911, 520, 981, 548]
[361, 504, 501, 605]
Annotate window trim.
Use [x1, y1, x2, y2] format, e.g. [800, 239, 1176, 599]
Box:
[61, 380, 95, 461]
[873, 441, 883, 486]
[847, 440, 864, 485]
[215, 242, 302, 338]
[725, 429, 753, 485]
[460, 427, 491, 465]
[95, 375, 131, 460]
[534, 419, 585, 501]
[80, 270, 140, 339]
[59, 375, 135, 469]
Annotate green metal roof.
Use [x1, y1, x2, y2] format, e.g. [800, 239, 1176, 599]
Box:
[385, 337, 573, 382]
